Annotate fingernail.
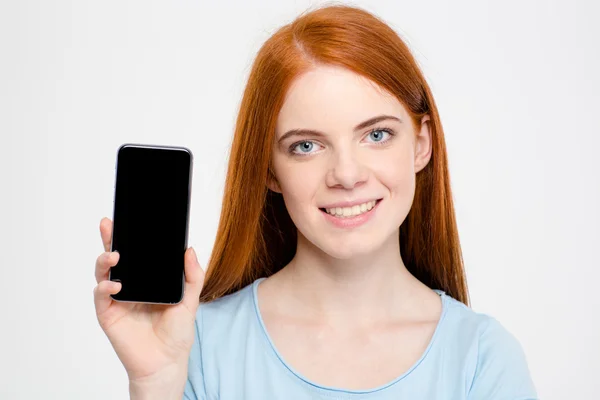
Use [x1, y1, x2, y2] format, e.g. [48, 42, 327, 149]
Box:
[191, 247, 200, 263]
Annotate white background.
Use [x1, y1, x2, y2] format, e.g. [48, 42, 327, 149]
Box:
[1, 0, 598, 398]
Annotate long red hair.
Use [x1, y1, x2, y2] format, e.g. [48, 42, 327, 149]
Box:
[200, 5, 469, 305]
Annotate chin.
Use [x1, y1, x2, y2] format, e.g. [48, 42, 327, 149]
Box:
[318, 240, 379, 260]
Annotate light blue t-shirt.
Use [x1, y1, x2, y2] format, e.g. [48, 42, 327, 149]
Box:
[184, 277, 537, 399]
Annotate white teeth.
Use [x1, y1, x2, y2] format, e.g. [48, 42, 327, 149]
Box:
[325, 200, 378, 218]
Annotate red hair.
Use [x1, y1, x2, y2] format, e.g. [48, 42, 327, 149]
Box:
[200, 4, 469, 305]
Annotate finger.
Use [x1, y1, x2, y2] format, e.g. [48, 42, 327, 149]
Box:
[95, 251, 120, 284]
[100, 217, 113, 252]
[93, 280, 122, 317]
[181, 247, 205, 314]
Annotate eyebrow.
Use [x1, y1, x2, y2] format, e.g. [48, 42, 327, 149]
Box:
[277, 114, 402, 143]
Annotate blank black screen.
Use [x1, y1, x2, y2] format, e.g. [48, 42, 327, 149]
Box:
[109, 145, 192, 304]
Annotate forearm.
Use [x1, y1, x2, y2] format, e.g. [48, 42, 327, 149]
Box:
[129, 366, 188, 400]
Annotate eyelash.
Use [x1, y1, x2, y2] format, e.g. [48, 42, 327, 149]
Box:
[288, 127, 396, 157]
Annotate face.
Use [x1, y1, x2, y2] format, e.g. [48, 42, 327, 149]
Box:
[268, 65, 432, 260]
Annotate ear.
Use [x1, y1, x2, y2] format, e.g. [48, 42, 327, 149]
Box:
[266, 167, 282, 193]
[414, 114, 433, 173]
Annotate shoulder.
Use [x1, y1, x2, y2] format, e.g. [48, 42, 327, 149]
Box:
[438, 293, 538, 399]
[185, 280, 259, 399]
[195, 279, 258, 339]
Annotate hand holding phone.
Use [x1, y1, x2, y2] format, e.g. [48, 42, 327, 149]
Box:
[93, 144, 204, 393]
[94, 218, 205, 389]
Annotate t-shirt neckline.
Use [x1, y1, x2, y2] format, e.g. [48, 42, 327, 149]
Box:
[251, 276, 449, 396]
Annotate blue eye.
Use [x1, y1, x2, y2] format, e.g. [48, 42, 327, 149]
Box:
[367, 128, 392, 143]
[292, 141, 318, 155]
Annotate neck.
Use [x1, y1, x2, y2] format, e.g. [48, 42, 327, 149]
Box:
[279, 230, 423, 327]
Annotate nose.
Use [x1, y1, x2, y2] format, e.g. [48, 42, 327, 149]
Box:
[325, 147, 369, 189]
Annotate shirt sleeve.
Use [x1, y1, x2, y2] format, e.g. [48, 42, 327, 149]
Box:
[467, 316, 538, 400]
[183, 306, 206, 400]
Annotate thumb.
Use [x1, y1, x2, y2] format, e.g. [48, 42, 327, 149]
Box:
[181, 247, 205, 312]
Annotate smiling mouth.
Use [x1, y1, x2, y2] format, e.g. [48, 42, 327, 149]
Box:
[319, 199, 382, 218]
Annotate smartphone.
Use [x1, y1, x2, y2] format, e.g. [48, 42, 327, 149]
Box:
[109, 143, 193, 304]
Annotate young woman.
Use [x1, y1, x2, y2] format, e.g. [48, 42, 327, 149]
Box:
[94, 5, 537, 399]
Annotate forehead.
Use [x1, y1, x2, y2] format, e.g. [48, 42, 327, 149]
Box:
[276, 65, 407, 135]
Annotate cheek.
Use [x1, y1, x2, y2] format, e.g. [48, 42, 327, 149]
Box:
[277, 166, 323, 233]
[370, 147, 416, 201]
[273, 156, 323, 208]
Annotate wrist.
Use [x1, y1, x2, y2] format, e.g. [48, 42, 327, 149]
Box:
[129, 366, 188, 400]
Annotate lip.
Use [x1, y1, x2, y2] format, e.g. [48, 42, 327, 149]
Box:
[319, 198, 382, 209]
[319, 199, 382, 229]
